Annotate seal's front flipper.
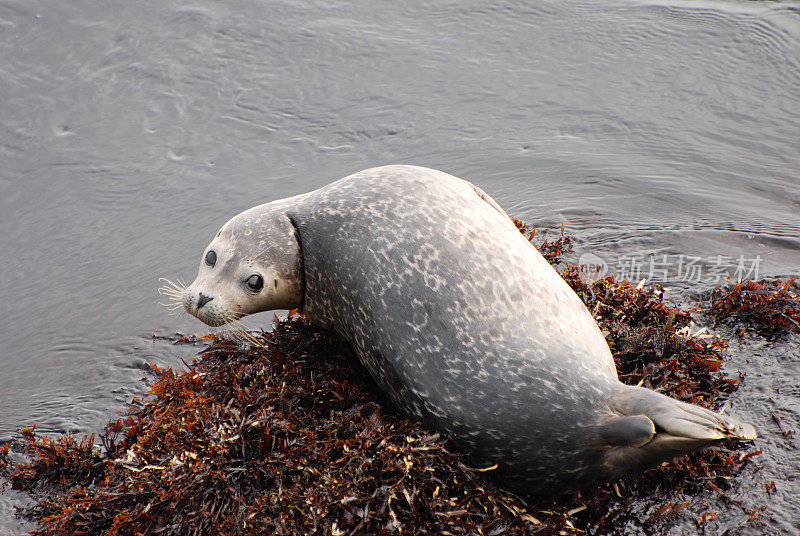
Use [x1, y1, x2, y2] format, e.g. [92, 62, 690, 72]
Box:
[599, 385, 756, 479]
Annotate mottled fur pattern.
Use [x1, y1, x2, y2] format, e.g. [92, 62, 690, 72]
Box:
[182, 165, 755, 495]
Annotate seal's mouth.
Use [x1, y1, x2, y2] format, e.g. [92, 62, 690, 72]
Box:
[188, 306, 235, 327]
[184, 291, 243, 328]
[160, 278, 237, 326]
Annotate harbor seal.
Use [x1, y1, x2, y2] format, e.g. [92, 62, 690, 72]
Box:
[176, 165, 755, 495]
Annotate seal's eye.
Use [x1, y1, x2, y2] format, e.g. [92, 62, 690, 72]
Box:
[245, 274, 264, 292]
[205, 250, 217, 267]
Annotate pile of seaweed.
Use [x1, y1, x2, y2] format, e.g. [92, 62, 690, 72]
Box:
[5, 322, 541, 536]
[705, 278, 800, 336]
[1, 223, 769, 536]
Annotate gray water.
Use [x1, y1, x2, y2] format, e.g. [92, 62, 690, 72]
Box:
[1, 0, 798, 533]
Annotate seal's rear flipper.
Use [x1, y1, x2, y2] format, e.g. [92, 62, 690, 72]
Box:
[600, 385, 756, 478]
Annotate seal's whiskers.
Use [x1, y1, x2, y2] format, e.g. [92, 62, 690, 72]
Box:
[157, 277, 187, 315]
[218, 318, 265, 350]
[158, 277, 186, 294]
[158, 301, 184, 313]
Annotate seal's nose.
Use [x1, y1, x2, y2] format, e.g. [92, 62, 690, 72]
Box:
[197, 293, 213, 309]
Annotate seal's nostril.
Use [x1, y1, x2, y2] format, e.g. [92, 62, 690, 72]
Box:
[197, 293, 213, 309]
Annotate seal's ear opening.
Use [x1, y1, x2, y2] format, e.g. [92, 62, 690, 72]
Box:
[285, 214, 305, 312]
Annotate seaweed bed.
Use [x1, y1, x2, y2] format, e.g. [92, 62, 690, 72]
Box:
[705, 278, 800, 337]
[2, 222, 791, 536]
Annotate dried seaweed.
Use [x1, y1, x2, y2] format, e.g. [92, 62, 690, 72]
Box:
[1, 223, 762, 535]
[705, 278, 800, 336]
[3, 321, 546, 536]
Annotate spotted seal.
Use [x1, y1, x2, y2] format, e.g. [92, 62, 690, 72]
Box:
[176, 165, 755, 495]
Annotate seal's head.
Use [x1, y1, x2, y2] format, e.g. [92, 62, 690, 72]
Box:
[182, 205, 303, 326]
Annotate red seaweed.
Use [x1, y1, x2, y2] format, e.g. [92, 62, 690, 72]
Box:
[706, 278, 800, 336]
[0, 223, 762, 535]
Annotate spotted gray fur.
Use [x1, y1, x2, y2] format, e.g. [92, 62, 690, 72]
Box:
[181, 165, 756, 495]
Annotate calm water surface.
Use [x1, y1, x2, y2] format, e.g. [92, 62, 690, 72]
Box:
[1, 0, 798, 533]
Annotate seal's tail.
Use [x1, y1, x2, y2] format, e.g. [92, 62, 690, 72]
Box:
[599, 385, 756, 478]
